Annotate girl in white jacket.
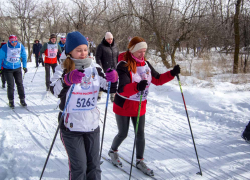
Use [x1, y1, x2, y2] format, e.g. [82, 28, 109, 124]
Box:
[50, 31, 118, 180]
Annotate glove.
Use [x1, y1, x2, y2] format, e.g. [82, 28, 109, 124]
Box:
[38, 58, 43, 63]
[170, 65, 180, 77]
[137, 80, 148, 91]
[0, 70, 2, 75]
[105, 68, 118, 83]
[64, 69, 85, 86]
[23, 68, 28, 73]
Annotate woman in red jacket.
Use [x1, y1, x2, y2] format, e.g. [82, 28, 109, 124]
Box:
[108, 36, 180, 176]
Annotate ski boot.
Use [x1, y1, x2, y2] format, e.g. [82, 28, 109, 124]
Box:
[108, 149, 122, 167]
[9, 100, 14, 109]
[20, 99, 27, 107]
[136, 159, 154, 176]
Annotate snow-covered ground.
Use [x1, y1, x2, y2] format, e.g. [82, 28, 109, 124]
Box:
[0, 54, 250, 180]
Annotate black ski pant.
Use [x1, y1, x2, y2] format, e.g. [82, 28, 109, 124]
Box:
[3, 67, 25, 101]
[45, 63, 57, 90]
[60, 126, 101, 180]
[111, 114, 145, 159]
[1, 70, 6, 85]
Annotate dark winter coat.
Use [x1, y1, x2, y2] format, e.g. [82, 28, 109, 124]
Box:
[95, 38, 119, 72]
[33, 43, 42, 56]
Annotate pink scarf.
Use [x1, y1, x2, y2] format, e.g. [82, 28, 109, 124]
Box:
[130, 52, 144, 63]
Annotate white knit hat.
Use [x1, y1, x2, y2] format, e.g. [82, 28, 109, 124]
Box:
[105, 32, 113, 39]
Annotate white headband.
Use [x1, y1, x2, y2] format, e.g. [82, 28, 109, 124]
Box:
[129, 42, 147, 53]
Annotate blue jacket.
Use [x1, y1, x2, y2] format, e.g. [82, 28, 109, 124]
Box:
[58, 41, 65, 51]
[0, 42, 27, 69]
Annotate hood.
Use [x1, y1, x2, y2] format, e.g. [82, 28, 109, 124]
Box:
[102, 37, 115, 47]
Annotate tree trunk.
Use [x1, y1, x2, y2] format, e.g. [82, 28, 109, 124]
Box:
[170, 42, 179, 66]
[233, 0, 242, 74]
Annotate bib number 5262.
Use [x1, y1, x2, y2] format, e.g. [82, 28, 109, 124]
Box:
[76, 97, 95, 107]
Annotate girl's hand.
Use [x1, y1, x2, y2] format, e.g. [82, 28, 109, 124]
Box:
[105, 68, 118, 83]
[64, 69, 85, 86]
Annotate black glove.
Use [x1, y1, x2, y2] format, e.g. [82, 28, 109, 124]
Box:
[137, 80, 148, 91]
[170, 65, 180, 77]
[23, 68, 28, 73]
[39, 58, 43, 63]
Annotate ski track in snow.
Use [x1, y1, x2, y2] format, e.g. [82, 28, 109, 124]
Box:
[0, 59, 250, 180]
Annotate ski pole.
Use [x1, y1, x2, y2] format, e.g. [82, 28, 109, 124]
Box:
[129, 91, 143, 180]
[40, 84, 75, 180]
[99, 81, 111, 160]
[31, 66, 39, 82]
[176, 74, 202, 176]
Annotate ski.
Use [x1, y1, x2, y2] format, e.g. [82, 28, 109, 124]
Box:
[119, 155, 159, 180]
[18, 103, 40, 117]
[46, 91, 50, 98]
[11, 108, 22, 119]
[5, 103, 22, 119]
[101, 155, 139, 180]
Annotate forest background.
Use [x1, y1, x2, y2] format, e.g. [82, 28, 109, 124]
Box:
[0, 0, 249, 79]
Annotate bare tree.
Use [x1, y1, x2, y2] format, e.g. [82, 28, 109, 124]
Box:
[233, 0, 242, 73]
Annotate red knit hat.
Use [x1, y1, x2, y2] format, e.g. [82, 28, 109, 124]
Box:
[9, 35, 18, 42]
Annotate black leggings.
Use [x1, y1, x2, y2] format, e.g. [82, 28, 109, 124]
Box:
[111, 114, 145, 159]
[4, 67, 25, 101]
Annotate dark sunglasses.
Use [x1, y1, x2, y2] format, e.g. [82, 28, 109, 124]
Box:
[10, 41, 18, 43]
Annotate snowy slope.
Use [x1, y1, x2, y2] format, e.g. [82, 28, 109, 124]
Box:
[0, 57, 250, 180]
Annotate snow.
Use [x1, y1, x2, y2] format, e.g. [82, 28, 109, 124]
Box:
[0, 54, 250, 180]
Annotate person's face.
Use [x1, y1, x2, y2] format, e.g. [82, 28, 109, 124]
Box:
[35, 41, 38, 44]
[61, 39, 66, 44]
[132, 48, 147, 60]
[70, 44, 88, 59]
[50, 38, 56, 43]
[106, 38, 113, 44]
[10, 40, 18, 47]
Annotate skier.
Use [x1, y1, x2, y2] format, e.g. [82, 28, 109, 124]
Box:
[0, 61, 6, 88]
[57, 36, 66, 63]
[50, 31, 118, 180]
[39, 34, 62, 91]
[0, 40, 6, 48]
[32, 39, 43, 67]
[96, 32, 119, 102]
[242, 121, 250, 142]
[108, 36, 180, 176]
[0, 35, 27, 108]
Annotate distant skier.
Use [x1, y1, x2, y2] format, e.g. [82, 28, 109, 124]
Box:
[242, 121, 250, 142]
[0, 61, 6, 88]
[108, 36, 181, 176]
[57, 36, 66, 63]
[39, 34, 62, 91]
[50, 31, 118, 180]
[0, 40, 6, 48]
[32, 39, 43, 67]
[0, 35, 27, 108]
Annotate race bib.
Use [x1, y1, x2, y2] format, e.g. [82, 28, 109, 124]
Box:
[66, 67, 100, 113]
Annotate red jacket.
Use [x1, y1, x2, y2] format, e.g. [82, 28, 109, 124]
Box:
[113, 58, 174, 117]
